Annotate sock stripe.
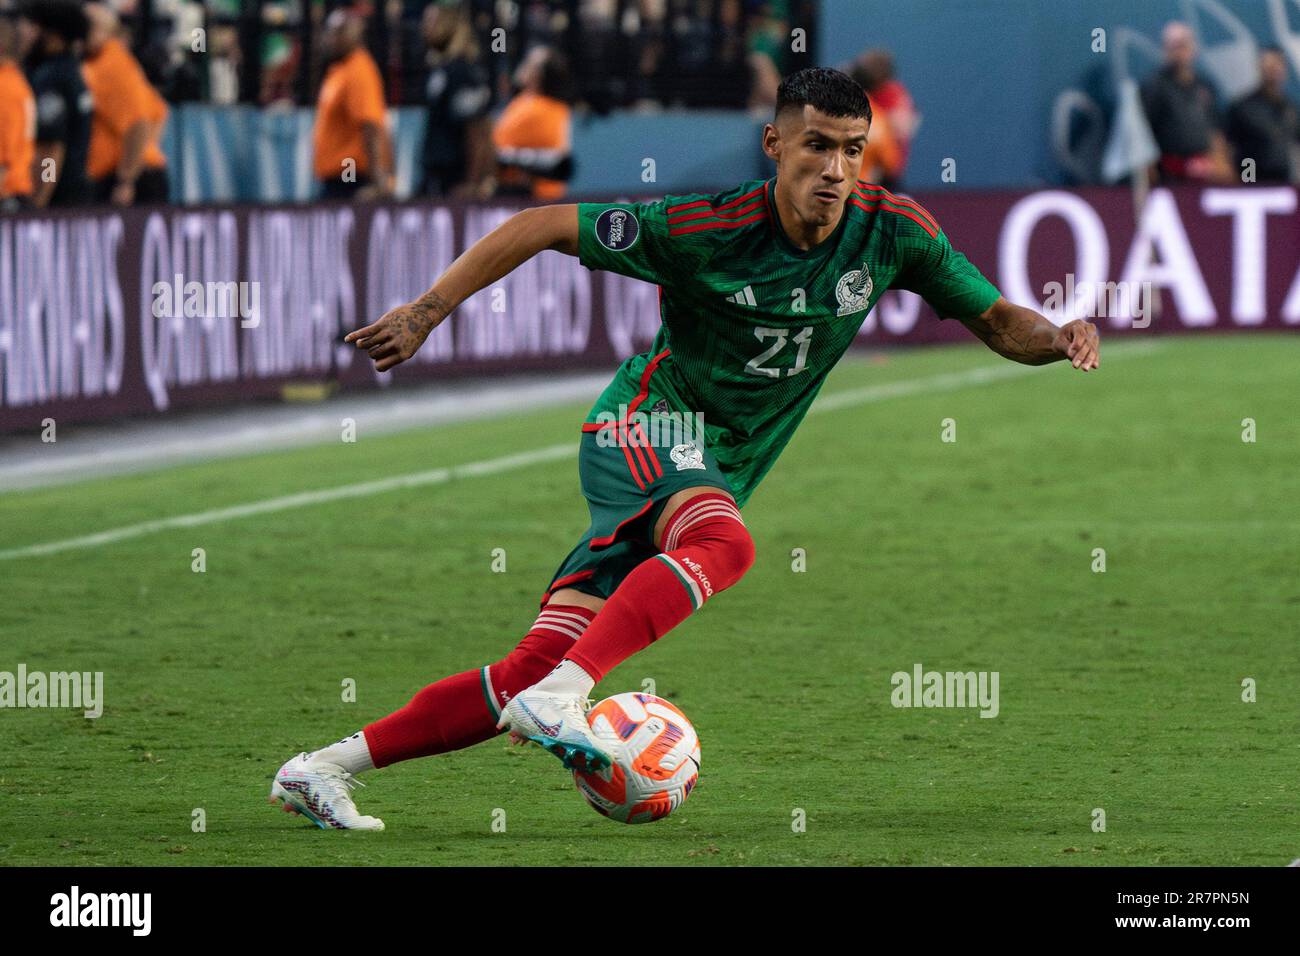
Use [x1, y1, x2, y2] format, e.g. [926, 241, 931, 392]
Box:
[665, 502, 744, 551]
[668, 502, 742, 535]
[533, 621, 585, 641]
[655, 553, 704, 609]
[533, 608, 595, 642]
[665, 496, 742, 534]
[535, 609, 595, 628]
[668, 508, 743, 550]
[479, 665, 502, 719]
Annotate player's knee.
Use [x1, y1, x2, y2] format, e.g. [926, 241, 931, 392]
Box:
[731, 524, 757, 580]
[713, 522, 755, 591]
[669, 502, 755, 594]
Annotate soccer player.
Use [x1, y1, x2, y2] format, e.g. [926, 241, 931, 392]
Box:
[270, 68, 1099, 830]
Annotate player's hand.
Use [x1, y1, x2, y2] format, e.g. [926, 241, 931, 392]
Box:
[1052, 319, 1100, 371]
[344, 292, 449, 372]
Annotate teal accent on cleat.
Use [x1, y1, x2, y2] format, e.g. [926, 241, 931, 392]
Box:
[498, 688, 614, 771]
[292, 798, 328, 830]
[529, 733, 611, 771]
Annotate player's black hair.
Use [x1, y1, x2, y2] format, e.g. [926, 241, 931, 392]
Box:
[17, 0, 89, 42]
[775, 67, 872, 124]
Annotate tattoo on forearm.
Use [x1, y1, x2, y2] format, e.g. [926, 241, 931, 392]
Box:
[405, 290, 451, 337]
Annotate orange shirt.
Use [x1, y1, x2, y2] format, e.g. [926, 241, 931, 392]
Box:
[862, 105, 903, 182]
[313, 48, 387, 180]
[82, 38, 167, 179]
[492, 92, 571, 200]
[0, 60, 35, 198]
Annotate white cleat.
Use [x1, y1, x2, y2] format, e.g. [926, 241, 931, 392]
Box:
[269, 752, 385, 831]
[497, 688, 613, 772]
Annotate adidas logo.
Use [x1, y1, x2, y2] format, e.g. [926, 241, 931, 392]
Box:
[725, 285, 757, 306]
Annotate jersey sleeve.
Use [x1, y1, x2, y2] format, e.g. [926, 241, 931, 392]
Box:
[577, 199, 709, 286]
[892, 219, 1001, 321]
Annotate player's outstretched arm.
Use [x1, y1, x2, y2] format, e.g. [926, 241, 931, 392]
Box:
[958, 296, 1100, 371]
[345, 204, 580, 371]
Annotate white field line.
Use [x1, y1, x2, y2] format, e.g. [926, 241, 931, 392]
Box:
[0, 344, 1162, 562]
[0, 372, 613, 491]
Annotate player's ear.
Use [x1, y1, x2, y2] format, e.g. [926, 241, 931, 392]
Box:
[761, 123, 781, 162]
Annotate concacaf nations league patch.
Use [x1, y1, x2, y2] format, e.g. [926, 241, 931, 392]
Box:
[595, 207, 640, 252]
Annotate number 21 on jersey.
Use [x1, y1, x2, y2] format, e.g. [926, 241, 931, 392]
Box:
[745, 326, 813, 378]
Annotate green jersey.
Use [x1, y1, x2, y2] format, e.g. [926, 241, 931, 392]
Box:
[577, 177, 1001, 506]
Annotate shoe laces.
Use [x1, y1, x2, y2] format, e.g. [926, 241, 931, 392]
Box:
[563, 696, 595, 717]
[312, 762, 365, 798]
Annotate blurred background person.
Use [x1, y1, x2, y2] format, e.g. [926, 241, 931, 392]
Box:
[312, 7, 393, 200]
[492, 45, 573, 200]
[17, 0, 90, 208]
[0, 11, 34, 210]
[670, 0, 750, 110]
[83, 2, 170, 205]
[851, 47, 917, 189]
[746, 1, 790, 113]
[1225, 47, 1299, 185]
[206, 23, 242, 107]
[419, 0, 493, 199]
[858, 98, 902, 187]
[629, 0, 668, 108]
[1141, 20, 1233, 185]
[260, 27, 301, 109]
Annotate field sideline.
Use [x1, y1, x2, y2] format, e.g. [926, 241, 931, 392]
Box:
[1, 335, 1296, 866]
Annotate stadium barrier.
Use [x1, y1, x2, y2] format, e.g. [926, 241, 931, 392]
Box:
[0, 185, 1296, 433]
[163, 105, 765, 204]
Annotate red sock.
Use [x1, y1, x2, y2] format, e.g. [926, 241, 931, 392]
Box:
[565, 493, 753, 682]
[363, 604, 596, 767]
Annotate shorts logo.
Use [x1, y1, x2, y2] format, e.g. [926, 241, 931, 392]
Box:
[595, 208, 640, 252]
[670, 441, 705, 471]
[835, 263, 873, 316]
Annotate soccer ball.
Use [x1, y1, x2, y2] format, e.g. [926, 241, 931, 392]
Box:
[572, 692, 700, 824]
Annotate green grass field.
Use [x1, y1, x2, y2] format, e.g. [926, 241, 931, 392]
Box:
[2, 335, 1296, 866]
